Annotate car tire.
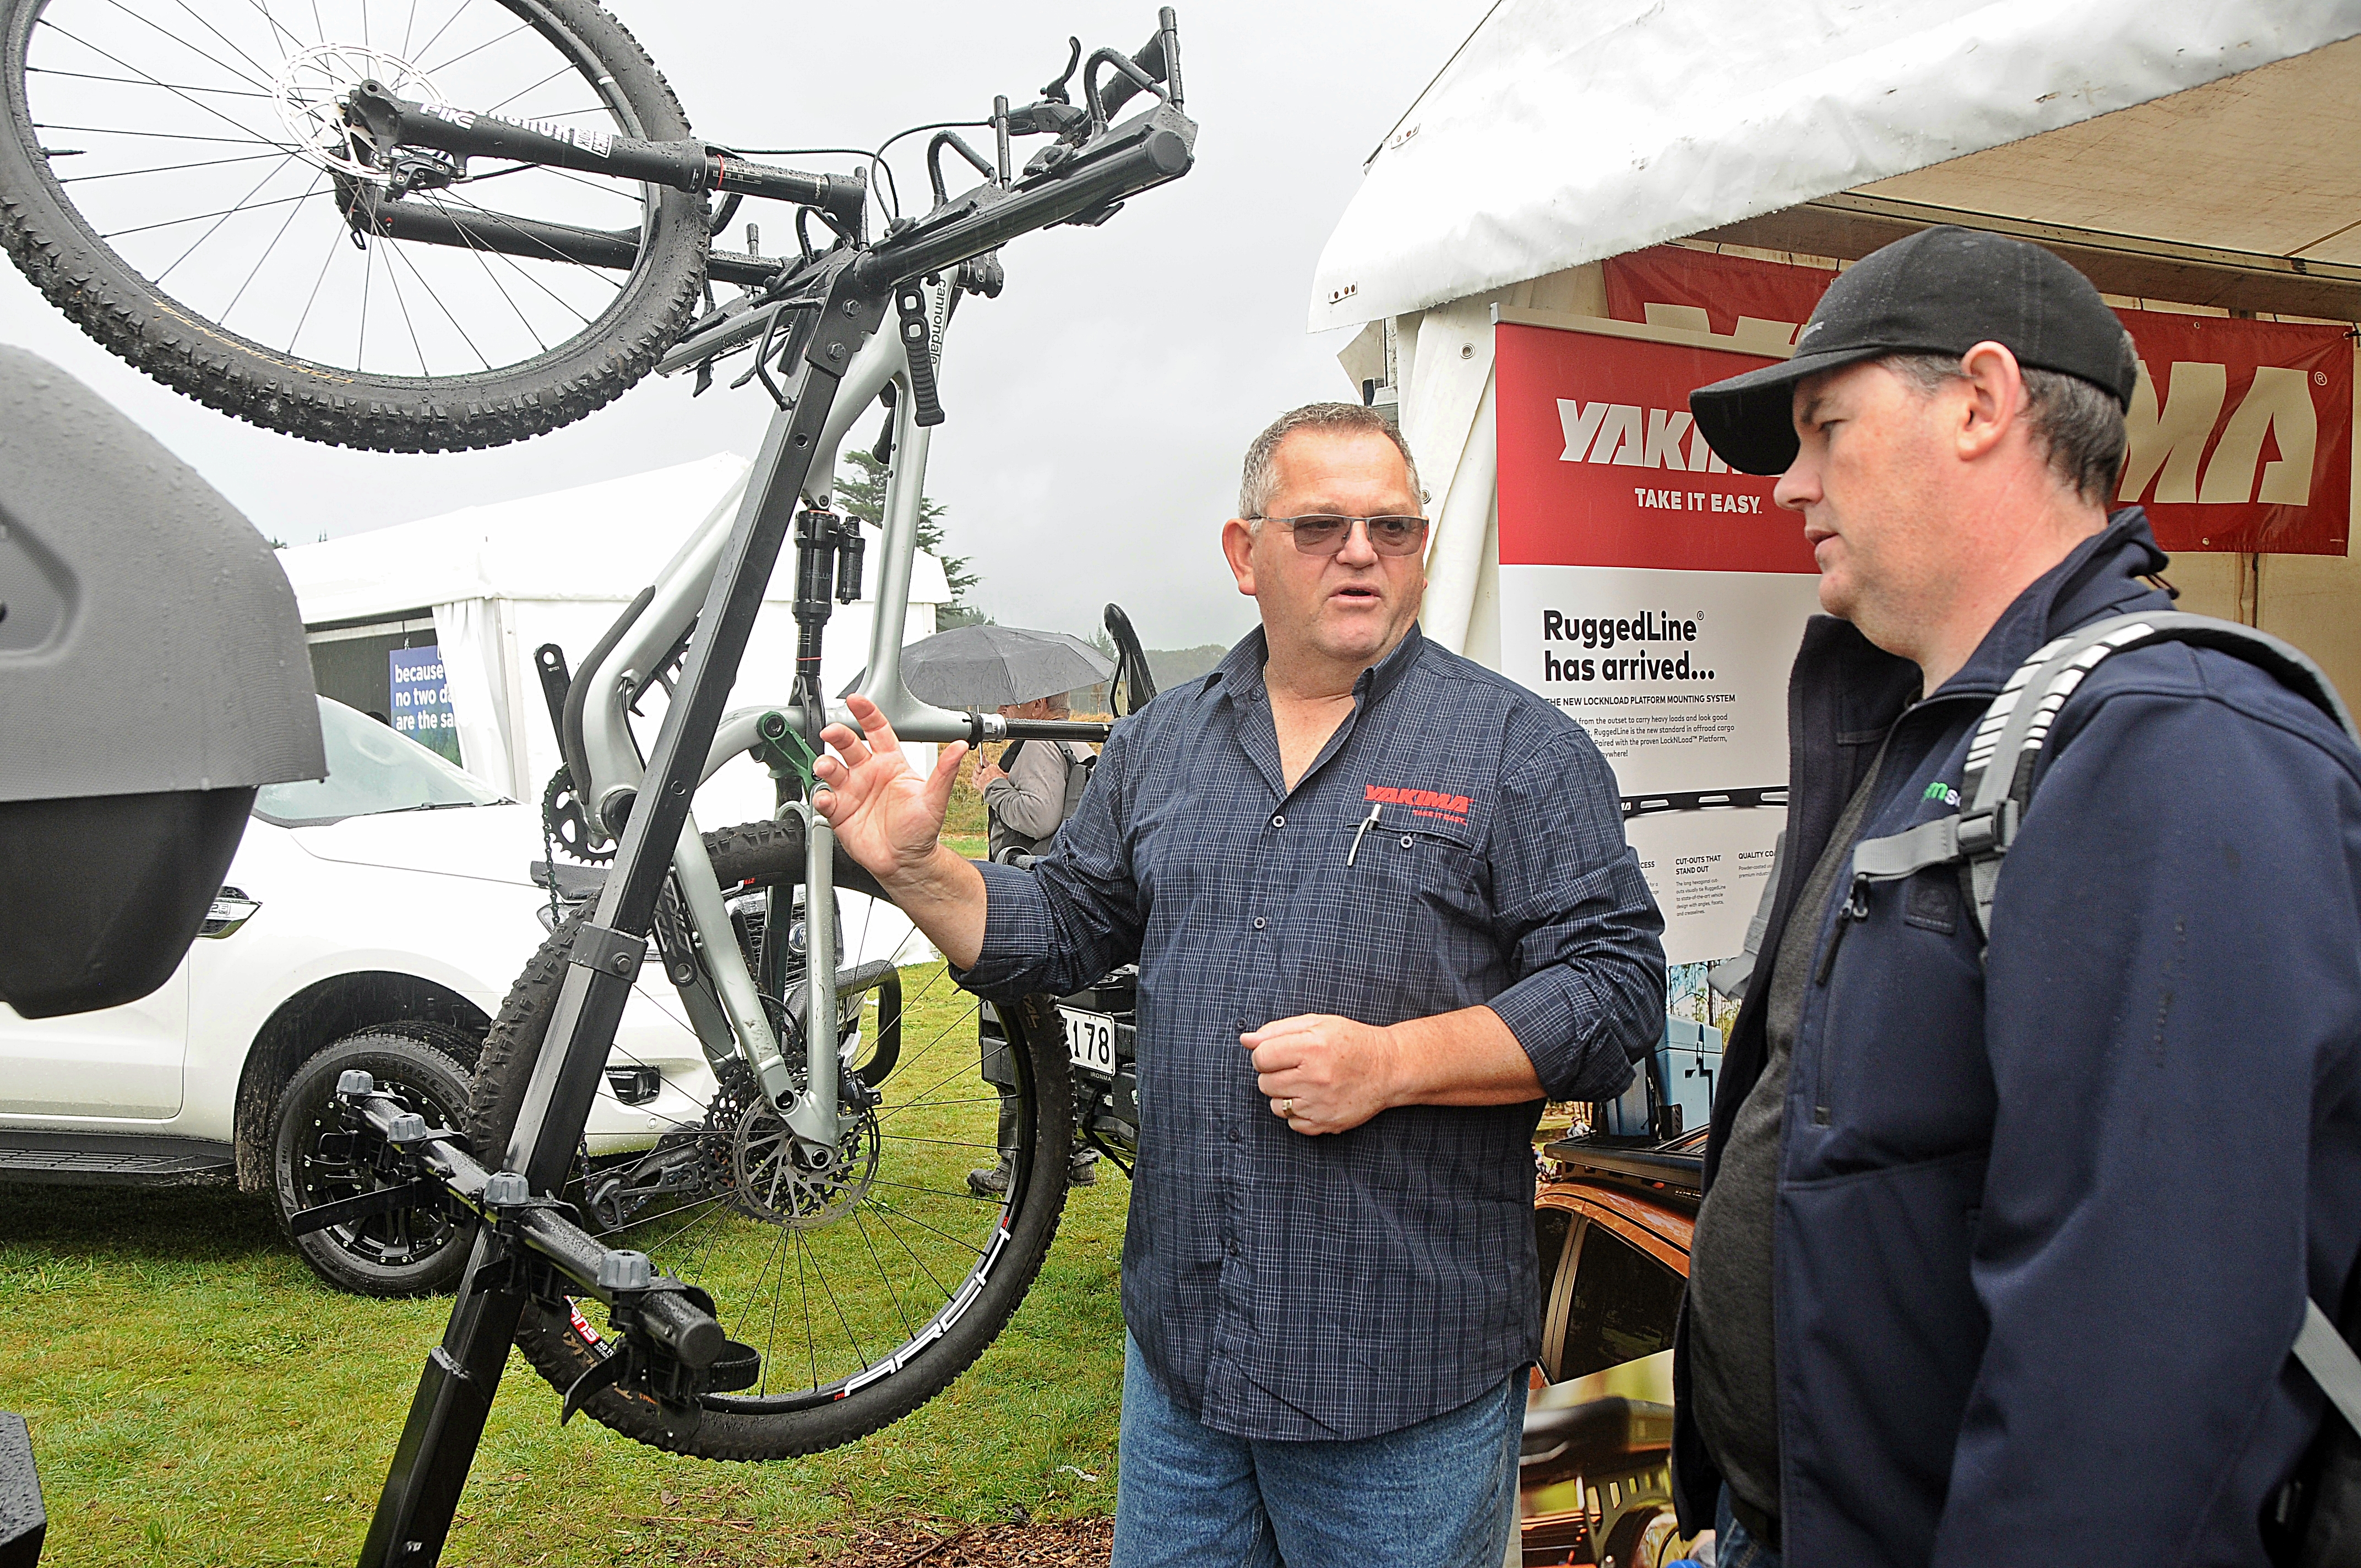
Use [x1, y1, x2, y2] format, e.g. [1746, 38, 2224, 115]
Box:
[268, 1025, 476, 1297]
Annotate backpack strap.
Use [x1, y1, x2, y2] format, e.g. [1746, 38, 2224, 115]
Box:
[1849, 611, 2356, 951]
[2298, 1300, 2361, 1434]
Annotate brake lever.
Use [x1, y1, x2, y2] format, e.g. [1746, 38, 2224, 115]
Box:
[1040, 36, 1082, 102]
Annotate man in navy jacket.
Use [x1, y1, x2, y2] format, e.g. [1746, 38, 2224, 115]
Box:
[1672, 225, 2361, 1565]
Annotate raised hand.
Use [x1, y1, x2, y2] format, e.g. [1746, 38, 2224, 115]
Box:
[812, 695, 970, 885]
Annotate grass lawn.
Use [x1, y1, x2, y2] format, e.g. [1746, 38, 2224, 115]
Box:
[1, 955, 1129, 1568]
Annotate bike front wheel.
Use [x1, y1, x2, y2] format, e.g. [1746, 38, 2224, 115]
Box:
[466, 818, 1077, 1460]
[0, 0, 706, 449]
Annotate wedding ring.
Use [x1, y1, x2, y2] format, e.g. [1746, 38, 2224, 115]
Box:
[1277, 1097, 1295, 1119]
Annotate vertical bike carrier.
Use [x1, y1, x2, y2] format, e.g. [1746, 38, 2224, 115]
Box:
[1843, 610, 2361, 1439]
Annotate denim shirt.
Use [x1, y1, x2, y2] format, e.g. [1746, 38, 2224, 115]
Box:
[958, 623, 1665, 1440]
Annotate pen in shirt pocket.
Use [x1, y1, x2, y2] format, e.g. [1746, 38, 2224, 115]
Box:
[1346, 802, 1382, 866]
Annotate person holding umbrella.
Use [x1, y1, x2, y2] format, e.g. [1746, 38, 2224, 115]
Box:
[976, 689, 1093, 864]
[872, 622, 1118, 1199]
[971, 683, 1102, 1195]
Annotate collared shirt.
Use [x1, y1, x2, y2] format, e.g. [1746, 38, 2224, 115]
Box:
[958, 624, 1666, 1441]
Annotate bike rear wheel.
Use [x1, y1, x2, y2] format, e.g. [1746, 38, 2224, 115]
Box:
[0, 0, 705, 450]
[466, 818, 1076, 1459]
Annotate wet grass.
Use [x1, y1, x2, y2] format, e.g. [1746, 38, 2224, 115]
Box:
[1, 962, 1128, 1568]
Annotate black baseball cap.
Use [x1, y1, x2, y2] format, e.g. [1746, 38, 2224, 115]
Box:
[1688, 225, 2139, 475]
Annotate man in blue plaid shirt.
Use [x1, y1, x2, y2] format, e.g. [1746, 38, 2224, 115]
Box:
[814, 403, 1665, 1567]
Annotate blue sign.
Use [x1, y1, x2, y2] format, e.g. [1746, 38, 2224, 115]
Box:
[389, 645, 462, 765]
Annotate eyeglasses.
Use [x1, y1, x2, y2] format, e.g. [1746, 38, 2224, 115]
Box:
[1252, 513, 1430, 557]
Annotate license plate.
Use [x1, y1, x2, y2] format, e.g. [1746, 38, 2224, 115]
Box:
[1061, 1006, 1117, 1076]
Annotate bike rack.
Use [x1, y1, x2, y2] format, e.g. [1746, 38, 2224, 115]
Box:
[321, 17, 1196, 1561]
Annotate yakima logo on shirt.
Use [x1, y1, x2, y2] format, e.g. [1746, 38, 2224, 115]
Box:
[1367, 783, 1471, 821]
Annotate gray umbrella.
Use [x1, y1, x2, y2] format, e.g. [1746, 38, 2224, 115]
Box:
[841, 624, 1114, 710]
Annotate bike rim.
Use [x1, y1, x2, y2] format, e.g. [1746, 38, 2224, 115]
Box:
[15, 0, 662, 379]
[559, 893, 1044, 1411]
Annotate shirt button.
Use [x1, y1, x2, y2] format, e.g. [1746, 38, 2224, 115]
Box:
[1400, 834, 1414, 848]
[1252, 917, 1266, 930]
[1271, 814, 1285, 829]
[1226, 1240, 1240, 1258]
[1228, 1126, 1242, 1144]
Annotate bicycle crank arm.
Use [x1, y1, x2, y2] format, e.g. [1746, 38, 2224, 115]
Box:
[341, 81, 866, 229]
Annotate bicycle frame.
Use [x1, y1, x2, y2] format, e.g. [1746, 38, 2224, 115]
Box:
[570, 276, 994, 1152]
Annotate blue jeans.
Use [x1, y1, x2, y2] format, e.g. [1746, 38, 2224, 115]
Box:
[1713, 1485, 1781, 1568]
[1110, 1333, 1522, 1568]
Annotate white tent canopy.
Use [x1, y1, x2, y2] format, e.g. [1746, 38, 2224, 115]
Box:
[1311, 0, 2361, 336]
[278, 453, 951, 817]
[1312, 0, 2361, 682]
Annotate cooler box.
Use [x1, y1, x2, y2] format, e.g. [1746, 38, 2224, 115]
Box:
[1590, 1017, 1723, 1141]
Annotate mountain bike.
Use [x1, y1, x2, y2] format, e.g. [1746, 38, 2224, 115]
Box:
[0, 4, 1194, 1560]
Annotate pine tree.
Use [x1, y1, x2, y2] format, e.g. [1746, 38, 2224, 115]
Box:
[834, 450, 989, 627]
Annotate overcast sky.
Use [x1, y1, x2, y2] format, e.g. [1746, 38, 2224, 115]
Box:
[0, 1, 1492, 649]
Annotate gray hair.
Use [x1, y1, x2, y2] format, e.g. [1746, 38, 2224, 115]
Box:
[1238, 402, 1423, 522]
[1885, 351, 2129, 505]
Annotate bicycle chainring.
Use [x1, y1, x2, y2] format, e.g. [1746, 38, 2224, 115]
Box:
[542, 766, 614, 863]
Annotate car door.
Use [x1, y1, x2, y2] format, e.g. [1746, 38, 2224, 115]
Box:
[0, 961, 189, 1119]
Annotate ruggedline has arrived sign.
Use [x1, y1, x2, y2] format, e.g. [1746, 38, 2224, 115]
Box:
[1494, 318, 1819, 966]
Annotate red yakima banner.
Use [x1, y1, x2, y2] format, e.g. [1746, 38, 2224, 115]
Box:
[1602, 246, 2353, 554]
[1493, 318, 1824, 964]
[1493, 323, 1819, 572]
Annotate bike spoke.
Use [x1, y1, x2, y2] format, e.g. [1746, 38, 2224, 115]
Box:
[380, 230, 493, 371]
[94, 0, 275, 95]
[26, 61, 272, 99]
[429, 188, 611, 312]
[414, 18, 527, 79]
[59, 146, 300, 183]
[378, 247, 430, 375]
[217, 164, 322, 321]
[400, 0, 471, 84]
[859, 1191, 989, 1255]
[863, 1196, 960, 1301]
[849, 1206, 918, 1343]
[237, 0, 310, 58]
[480, 58, 571, 117]
[165, 0, 282, 89]
[98, 179, 307, 241]
[34, 121, 279, 145]
[285, 190, 352, 356]
[150, 150, 308, 287]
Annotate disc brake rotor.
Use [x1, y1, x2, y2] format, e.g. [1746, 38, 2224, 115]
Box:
[275, 42, 444, 182]
[705, 1060, 877, 1228]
